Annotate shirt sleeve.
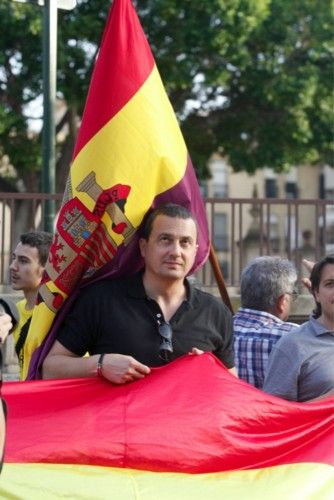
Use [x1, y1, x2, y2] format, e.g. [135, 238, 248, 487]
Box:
[215, 306, 235, 369]
[263, 343, 299, 401]
[56, 287, 100, 356]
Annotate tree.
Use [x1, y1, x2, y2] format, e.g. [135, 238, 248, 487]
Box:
[0, 0, 333, 194]
[201, 0, 334, 173]
[0, 1, 43, 191]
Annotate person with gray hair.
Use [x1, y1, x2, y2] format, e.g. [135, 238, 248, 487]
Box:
[234, 256, 298, 388]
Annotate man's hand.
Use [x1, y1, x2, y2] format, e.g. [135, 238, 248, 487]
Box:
[189, 348, 238, 377]
[100, 354, 151, 384]
[301, 259, 315, 292]
[0, 313, 13, 344]
[189, 347, 204, 355]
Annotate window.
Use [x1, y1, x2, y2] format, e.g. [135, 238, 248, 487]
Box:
[209, 158, 228, 198]
[285, 182, 298, 199]
[265, 178, 278, 198]
[212, 182, 228, 198]
[264, 168, 279, 198]
[320, 165, 334, 200]
[213, 213, 228, 251]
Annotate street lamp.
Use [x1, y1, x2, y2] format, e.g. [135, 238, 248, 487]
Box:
[12, 0, 76, 232]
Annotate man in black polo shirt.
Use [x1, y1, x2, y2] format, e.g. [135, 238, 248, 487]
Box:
[42, 204, 236, 384]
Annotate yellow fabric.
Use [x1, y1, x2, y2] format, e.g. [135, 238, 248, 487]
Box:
[71, 65, 187, 226]
[22, 66, 187, 380]
[11, 299, 33, 379]
[1, 463, 333, 500]
[12, 299, 33, 345]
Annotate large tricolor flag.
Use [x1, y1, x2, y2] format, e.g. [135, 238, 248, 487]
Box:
[23, 0, 209, 380]
[1, 354, 334, 498]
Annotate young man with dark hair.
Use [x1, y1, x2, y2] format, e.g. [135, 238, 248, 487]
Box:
[10, 231, 53, 378]
[43, 204, 236, 383]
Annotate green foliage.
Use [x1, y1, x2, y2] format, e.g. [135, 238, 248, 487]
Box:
[0, 0, 333, 191]
[0, 0, 42, 185]
[213, 0, 334, 173]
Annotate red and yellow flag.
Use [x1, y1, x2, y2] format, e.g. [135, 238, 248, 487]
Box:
[23, 0, 209, 379]
[2, 354, 334, 498]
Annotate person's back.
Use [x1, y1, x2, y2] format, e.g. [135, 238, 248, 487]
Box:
[234, 256, 298, 388]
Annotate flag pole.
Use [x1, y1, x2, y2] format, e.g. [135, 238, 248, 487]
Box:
[209, 243, 233, 313]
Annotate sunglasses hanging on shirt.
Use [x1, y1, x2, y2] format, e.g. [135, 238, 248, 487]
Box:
[157, 321, 173, 362]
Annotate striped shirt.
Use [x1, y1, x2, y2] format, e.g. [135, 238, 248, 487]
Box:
[233, 308, 298, 388]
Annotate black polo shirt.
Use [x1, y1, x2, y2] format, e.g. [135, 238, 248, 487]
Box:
[56, 272, 234, 368]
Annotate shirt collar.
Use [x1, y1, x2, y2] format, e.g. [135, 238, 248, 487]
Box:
[308, 316, 334, 336]
[126, 272, 196, 308]
[237, 307, 285, 324]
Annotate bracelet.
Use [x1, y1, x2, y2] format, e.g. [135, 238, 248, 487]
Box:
[97, 353, 105, 377]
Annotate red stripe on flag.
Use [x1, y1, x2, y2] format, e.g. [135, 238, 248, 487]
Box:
[73, 0, 154, 158]
[4, 354, 334, 472]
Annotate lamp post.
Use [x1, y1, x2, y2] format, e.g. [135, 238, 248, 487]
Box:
[12, 0, 76, 232]
[42, 0, 58, 233]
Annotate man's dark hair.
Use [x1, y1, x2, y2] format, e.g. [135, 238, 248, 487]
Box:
[20, 231, 53, 266]
[310, 254, 334, 318]
[141, 204, 197, 240]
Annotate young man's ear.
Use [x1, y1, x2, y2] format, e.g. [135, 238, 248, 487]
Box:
[38, 264, 45, 279]
[313, 288, 320, 304]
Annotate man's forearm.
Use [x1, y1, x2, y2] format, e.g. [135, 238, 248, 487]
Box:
[42, 354, 99, 380]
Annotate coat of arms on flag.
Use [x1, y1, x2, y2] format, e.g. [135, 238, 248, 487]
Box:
[23, 0, 210, 380]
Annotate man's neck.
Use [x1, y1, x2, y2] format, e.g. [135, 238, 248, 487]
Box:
[318, 313, 334, 332]
[142, 273, 187, 321]
[24, 290, 38, 311]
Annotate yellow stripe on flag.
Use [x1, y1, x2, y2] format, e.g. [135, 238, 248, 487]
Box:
[71, 65, 187, 232]
[1, 463, 333, 500]
[21, 66, 188, 380]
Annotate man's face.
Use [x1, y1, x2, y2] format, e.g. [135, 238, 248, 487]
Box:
[10, 243, 44, 293]
[314, 263, 334, 323]
[139, 215, 198, 281]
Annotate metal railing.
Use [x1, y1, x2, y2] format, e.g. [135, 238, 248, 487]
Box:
[0, 192, 62, 284]
[1, 192, 333, 287]
[197, 197, 334, 289]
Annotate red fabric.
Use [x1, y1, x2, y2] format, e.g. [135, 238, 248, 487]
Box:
[4, 354, 334, 472]
[73, 0, 154, 158]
